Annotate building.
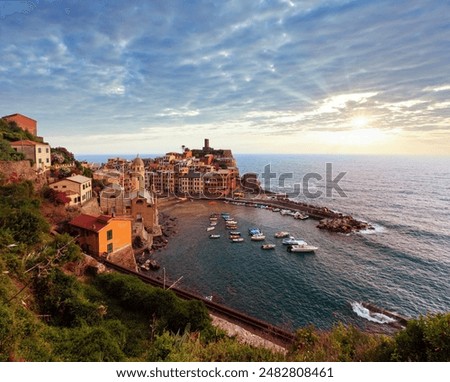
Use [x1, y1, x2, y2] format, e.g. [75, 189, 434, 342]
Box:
[177, 170, 204, 195]
[69, 214, 132, 257]
[2, 113, 37, 136]
[10, 140, 51, 171]
[49, 174, 92, 205]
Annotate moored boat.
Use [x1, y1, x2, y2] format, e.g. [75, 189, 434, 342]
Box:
[231, 237, 244, 242]
[248, 228, 262, 236]
[206, 226, 215, 231]
[251, 234, 266, 241]
[261, 243, 276, 250]
[293, 212, 309, 220]
[209, 234, 221, 239]
[274, 231, 290, 238]
[287, 243, 318, 253]
[282, 236, 307, 245]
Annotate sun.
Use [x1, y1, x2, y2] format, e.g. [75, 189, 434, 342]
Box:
[351, 116, 369, 128]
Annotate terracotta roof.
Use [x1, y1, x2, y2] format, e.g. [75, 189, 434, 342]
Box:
[10, 140, 39, 146]
[69, 214, 112, 232]
[2, 113, 37, 122]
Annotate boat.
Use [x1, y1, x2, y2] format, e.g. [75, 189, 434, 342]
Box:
[206, 226, 215, 231]
[261, 243, 276, 250]
[248, 228, 262, 236]
[251, 234, 266, 241]
[210, 221, 217, 226]
[229, 231, 241, 235]
[231, 237, 244, 242]
[282, 236, 307, 245]
[287, 243, 318, 253]
[274, 231, 290, 238]
[293, 212, 309, 220]
[209, 234, 221, 239]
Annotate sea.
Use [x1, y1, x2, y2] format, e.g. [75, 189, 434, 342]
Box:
[78, 153, 450, 331]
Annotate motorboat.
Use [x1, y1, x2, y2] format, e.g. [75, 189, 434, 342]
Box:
[229, 231, 241, 235]
[251, 234, 266, 241]
[206, 226, 215, 231]
[293, 212, 309, 220]
[287, 243, 318, 253]
[248, 228, 262, 236]
[261, 244, 276, 250]
[282, 236, 307, 245]
[274, 231, 290, 238]
[209, 234, 221, 239]
[231, 237, 244, 242]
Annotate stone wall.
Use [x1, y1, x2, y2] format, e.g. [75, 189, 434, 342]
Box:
[0, 160, 47, 189]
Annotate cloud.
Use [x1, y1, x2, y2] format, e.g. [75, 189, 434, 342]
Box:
[0, 0, 449, 154]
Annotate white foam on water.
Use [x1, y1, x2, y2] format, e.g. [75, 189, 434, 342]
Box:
[351, 302, 396, 324]
[358, 223, 386, 235]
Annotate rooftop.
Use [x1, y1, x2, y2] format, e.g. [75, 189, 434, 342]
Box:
[69, 214, 112, 232]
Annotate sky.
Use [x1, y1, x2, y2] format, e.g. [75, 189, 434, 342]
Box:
[1, 0, 449, 156]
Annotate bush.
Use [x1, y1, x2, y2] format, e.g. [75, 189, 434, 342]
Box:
[95, 273, 212, 333]
[393, 313, 450, 361]
[34, 269, 101, 327]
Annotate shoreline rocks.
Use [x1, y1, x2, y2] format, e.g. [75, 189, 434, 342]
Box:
[317, 216, 374, 234]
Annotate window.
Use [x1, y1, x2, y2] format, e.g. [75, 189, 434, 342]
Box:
[46, 148, 49, 153]
[107, 243, 113, 253]
[107, 230, 113, 240]
[38, 147, 42, 153]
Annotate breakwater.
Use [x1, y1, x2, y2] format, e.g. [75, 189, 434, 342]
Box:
[224, 196, 374, 233]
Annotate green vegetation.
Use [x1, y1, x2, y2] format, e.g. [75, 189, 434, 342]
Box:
[0, 180, 449, 361]
[0, 119, 28, 162]
[0, 118, 38, 144]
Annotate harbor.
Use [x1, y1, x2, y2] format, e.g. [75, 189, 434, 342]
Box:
[147, 198, 400, 333]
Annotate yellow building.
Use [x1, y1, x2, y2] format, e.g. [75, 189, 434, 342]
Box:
[69, 214, 132, 257]
[49, 174, 92, 205]
[10, 139, 51, 171]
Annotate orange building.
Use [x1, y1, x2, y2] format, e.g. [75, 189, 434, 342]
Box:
[2, 113, 37, 136]
[69, 214, 132, 257]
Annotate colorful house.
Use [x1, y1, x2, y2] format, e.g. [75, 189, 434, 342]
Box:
[69, 214, 132, 257]
[10, 140, 51, 171]
[49, 174, 92, 205]
[2, 113, 37, 136]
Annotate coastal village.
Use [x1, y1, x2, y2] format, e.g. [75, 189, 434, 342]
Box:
[1, 113, 448, 362]
[0, 113, 374, 273]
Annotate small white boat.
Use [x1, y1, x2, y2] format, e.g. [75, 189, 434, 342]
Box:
[229, 231, 241, 235]
[231, 237, 244, 242]
[274, 231, 290, 238]
[261, 243, 276, 250]
[293, 212, 309, 220]
[206, 226, 215, 231]
[287, 244, 318, 253]
[209, 234, 221, 239]
[251, 234, 266, 241]
[282, 236, 307, 245]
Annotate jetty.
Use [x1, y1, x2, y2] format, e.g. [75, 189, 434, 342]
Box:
[225, 196, 374, 233]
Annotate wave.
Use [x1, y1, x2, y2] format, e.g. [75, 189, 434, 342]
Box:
[357, 223, 386, 235]
[351, 302, 396, 324]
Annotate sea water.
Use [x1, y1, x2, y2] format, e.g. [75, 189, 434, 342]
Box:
[79, 153, 450, 330]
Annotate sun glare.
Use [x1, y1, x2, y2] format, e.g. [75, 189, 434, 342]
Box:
[351, 116, 369, 128]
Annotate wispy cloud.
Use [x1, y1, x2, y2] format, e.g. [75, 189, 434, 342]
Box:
[0, 0, 449, 155]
